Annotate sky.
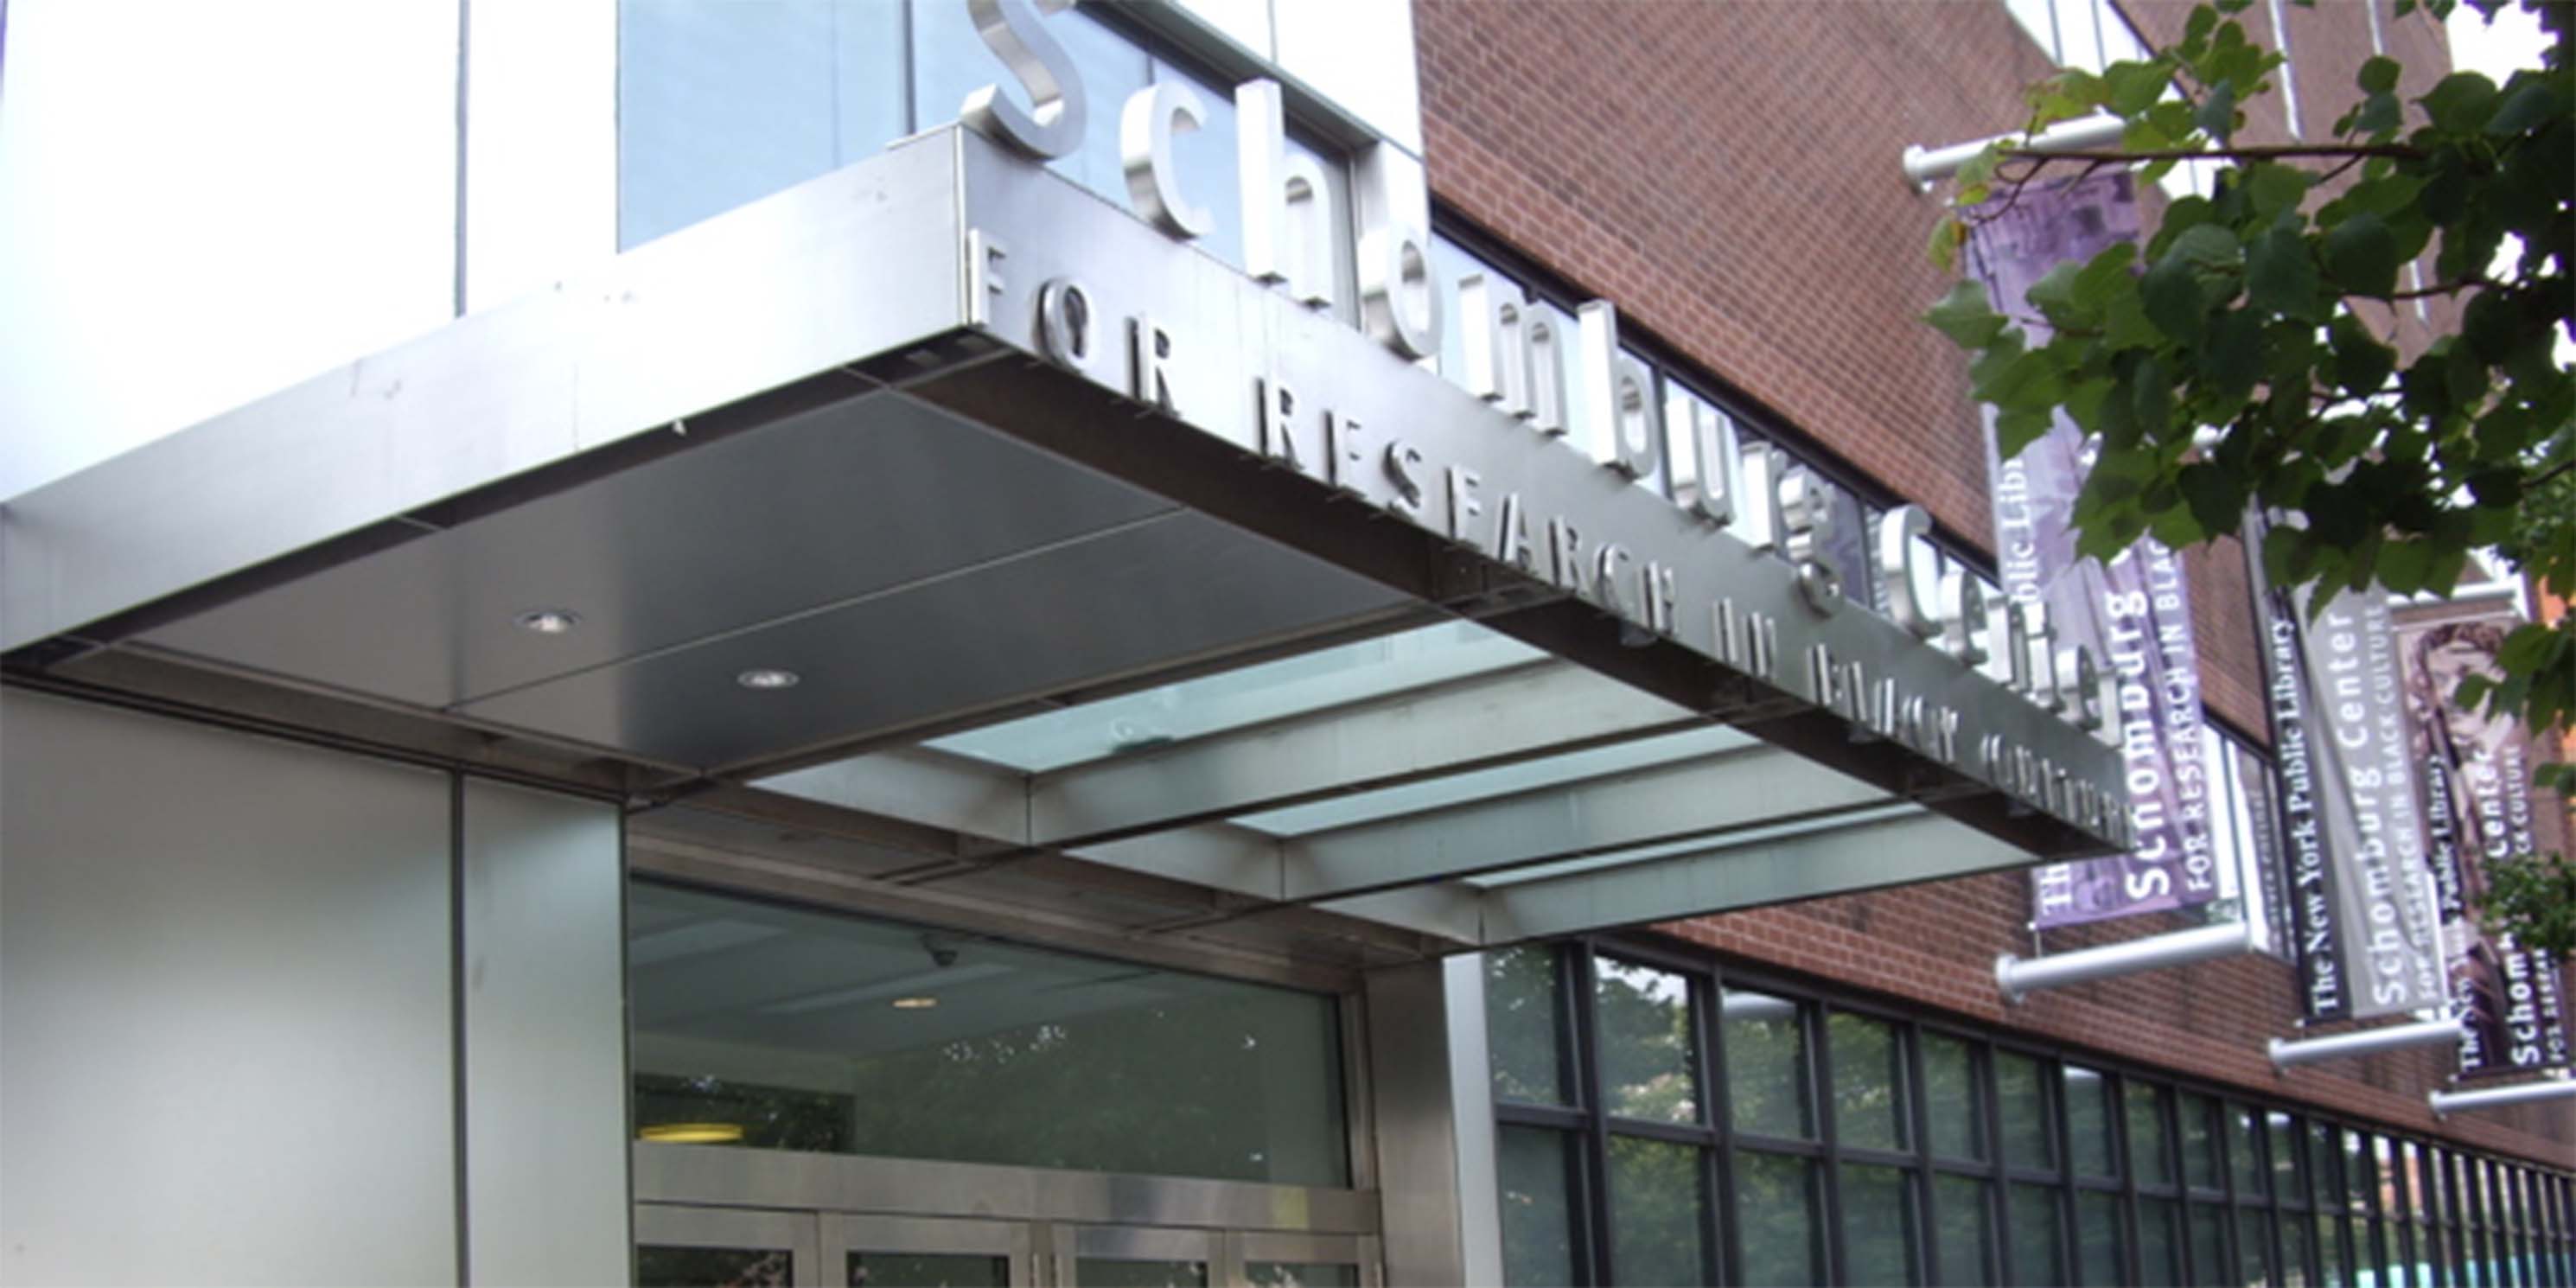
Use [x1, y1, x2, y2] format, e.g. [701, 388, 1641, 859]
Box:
[2445, 0, 2552, 80]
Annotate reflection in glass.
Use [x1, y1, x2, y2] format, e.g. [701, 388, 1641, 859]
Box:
[2080, 1190, 2126, 1287]
[2010, 1183, 2064, 1287]
[1999, 1053, 2055, 1170]
[1923, 1032, 1986, 1162]
[1935, 1175, 1994, 1287]
[1597, 959, 1699, 1124]
[1609, 1135, 1710, 1286]
[1077, 1259, 1207, 1288]
[2184, 1094, 2222, 1190]
[2315, 1211, 2345, 1288]
[1725, 990, 1813, 1138]
[1830, 1012, 1908, 1152]
[2066, 1066, 2115, 1178]
[2192, 1204, 2230, 1288]
[2232, 1105, 2271, 1199]
[617, 0, 908, 248]
[909, 0, 1146, 204]
[2277, 1212, 2310, 1288]
[1842, 1164, 1921, 1287]
[629, 883, 1346, 1185]
[2273, 1113, 2306, 1204]
[848, 1251, 1008, 1286]
[2241, 1209, 2276, 1288]
[639, 1245, 793, 1287]
[2131, 1084, 2176, 1187]
[1736, 1151, 1824, 1287]
[2140, 1196, 2183, 1287]
[1488, 946, 1569, 1106]
[1247, 1264, 1360, 1288]
[1499, 1125, 1581, 1288]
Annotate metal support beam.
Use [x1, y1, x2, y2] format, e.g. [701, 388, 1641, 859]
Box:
[1995, 920, 2257, 1004]
[2428, 1075, 2576, 1117]
[2269, 1016, 2464, 1069]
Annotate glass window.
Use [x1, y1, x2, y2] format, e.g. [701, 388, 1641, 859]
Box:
[1844, 1164, 1922, 1287]
[1489, 946, 1571, 1106]
[1247, 1264, 1359, 1288]
[1499, 1125, 1583, 1288]
[1923, 1033, 1987, 1163]
[2139, 1196, 2184, 1287]
[1080, 1258, 1208, 1287]
[2132, 1084, 2177, 1187]
[850, 1252, 1010, 1287]
[1596, 958, 1699, 1125]
[2318, 1210, 2347, 1288]
[2232, 1105, 2271, 1199]
[2080, 1190, 2127, 1287]
[1736, 1151, 1825, 1287]
[1935, 1175, 1996, 1287]
[1830, 1011, 1910, 1152]
[628, 882, 1347, 1185]
[2273, 1113, 2309, 1207]
[2011, 1183, 2067, 1287]
[2242, 1210, 2277, 1288]
[1999, 1053, 2056, 1170]
[617, 0, 909, 249]
[909, 0, 1147, 206]
[2067, 1066, 2116, 1179]
[1609, 1135, 1710, 1286]
[2184, 1094, 2223, 1191]
[2284, 1213, 2314, 1288]
[2193, 1203, 2232, 1287]
[1725, 990, 1814, 1138]
[639, 1245, 794, 1287]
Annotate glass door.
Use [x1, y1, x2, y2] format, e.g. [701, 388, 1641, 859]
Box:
[825, 1214, 1033, 1287]
[1052, 1226, 1218, 1287]
[636, 1203, 821, 1288]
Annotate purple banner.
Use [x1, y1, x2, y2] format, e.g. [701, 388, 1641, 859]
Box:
[1965, 175, 2219, 928]
[2395, 608, 2573, 1076]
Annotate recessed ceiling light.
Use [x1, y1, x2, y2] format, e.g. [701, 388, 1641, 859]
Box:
[890, 996, 939, 1010]
[514, 609, 579, 634]
[736, 668, 800, 691]
[637, 1122, 744, 1144]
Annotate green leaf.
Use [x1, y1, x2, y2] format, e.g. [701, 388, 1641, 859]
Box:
[2107, 62, 2171, 115]
[2350, 90, 2404, 136]
[2141, 255, 2208, 344]
[2324, 211, 2400, 296]
[1929, 215, 1962, 272]
[1923, 279, 2003, 347]
[1995, 407, 2055, 457]
[2420, 72, 2500, 132]
[2378, 538, 2433, 594]
[2177, 464, 2242, 536]
[2485, 77, 2561, 137]
[2329, 316, 2397, 393]
[2245, 226, 2324, 320]
[2359, 55, 2401, 94]
[2195, 80, 2241, 142]
[2203, 308, 2265, 398]
[2245, 163, 2311, 220]
[2024, 260, 2087, 325]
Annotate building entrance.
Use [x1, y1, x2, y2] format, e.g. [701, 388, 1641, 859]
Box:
[634, 1148, 1380, 1287]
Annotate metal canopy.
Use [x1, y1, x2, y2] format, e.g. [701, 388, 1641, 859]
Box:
[1, 125, 2124, 966]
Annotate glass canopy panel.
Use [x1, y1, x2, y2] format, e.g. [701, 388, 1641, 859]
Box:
[921, 620, 1544, 773]
[1233, 722, 1743, 838]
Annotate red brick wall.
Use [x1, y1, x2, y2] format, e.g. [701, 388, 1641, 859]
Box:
[1414, 0, 2570, 1167]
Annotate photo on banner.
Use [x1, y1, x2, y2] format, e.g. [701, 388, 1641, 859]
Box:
[1962, 173, 2218, 929]
[2394, 601, 2573, 1077]
[2245, 513, 2445, 1022]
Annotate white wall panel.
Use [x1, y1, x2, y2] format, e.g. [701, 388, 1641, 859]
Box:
[1272, 0, 1422, 155]
[0, 0, 460, 500]
[462, 0, 616, 312]
[462, 779, 630, 1287]
[0, 692, 457, 1286]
